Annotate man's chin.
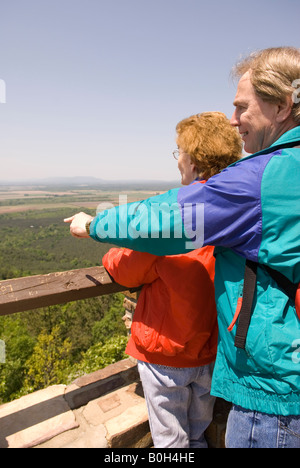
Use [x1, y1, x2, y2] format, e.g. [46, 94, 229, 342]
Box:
[243, 141, 256, 154]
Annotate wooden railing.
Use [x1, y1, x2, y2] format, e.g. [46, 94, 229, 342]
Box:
[0, 266, 128, 316]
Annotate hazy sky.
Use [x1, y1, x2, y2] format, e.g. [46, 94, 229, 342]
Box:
[0, 0, 299, 182]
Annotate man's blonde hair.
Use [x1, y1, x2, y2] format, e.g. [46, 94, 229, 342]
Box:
[176, 112, 242, 179]
[233, 47, 300, 124]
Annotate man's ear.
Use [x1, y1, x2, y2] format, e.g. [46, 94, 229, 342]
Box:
[276, 96, 293, 123]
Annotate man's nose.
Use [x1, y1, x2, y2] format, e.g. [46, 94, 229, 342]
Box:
[230, 109, 239, 127]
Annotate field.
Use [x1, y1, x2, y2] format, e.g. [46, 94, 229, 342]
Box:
[0, 186, 161, 214]
[0, 183, 167, 403]
[0, 185, 163, 276]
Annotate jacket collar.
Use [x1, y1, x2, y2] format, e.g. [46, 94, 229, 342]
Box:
[269, 126, 300, 148]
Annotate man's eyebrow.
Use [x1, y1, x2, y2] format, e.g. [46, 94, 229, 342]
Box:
[233, 99, 248, 107]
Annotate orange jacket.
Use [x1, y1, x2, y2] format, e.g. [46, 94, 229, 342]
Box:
[102, 246, 218, 367]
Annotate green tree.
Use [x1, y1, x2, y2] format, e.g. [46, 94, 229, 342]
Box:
[77, 335, 128, 375]
[0, 317, 35, 403]
[24, 326, 72, 392]
[92, 294, 126, 343]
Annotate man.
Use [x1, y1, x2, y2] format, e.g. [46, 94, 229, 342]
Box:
[65, 47, 300, 448]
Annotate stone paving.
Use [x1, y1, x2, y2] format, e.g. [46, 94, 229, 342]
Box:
[0, 358, 152, 449]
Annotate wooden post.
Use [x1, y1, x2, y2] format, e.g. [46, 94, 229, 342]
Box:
[0, 266, 127, 316]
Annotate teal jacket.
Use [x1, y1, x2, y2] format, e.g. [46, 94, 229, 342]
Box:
[90, 127, 300, 415]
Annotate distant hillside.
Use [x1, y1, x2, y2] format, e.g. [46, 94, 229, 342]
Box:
[0, 176, 179, 191]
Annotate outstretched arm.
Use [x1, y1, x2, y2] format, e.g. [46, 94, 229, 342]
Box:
[64, 163, 262, 260]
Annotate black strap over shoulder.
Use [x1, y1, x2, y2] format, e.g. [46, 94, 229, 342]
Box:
[234, 260, 257, 349]
[257, 140, 300, 155]
[235, 260, 298, 350]
[264, 266, 298, 301]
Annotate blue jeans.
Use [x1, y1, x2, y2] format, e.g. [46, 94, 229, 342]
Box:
[226, 405, 300, 448]
[137, 361, 215, 448]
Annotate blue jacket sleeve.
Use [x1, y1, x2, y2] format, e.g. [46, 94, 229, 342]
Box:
[90, 156, 268, 259]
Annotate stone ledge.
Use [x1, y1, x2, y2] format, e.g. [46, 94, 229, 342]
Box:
[65, 358, 139, 410]
[0, 385, 78, 448]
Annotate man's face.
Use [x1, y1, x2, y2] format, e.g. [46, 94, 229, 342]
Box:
[230, 71, 280, 154]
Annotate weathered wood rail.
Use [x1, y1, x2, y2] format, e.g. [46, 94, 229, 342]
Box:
[0, 266, 128, 316]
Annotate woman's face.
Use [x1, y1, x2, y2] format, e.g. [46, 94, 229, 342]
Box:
[177, 148, 197, 185]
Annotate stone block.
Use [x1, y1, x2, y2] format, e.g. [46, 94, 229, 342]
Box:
[65, 359, 139, 410]
[0, 385, 78, 448]
[105, 401, 151, 448]
[61, 424, 108, 448]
